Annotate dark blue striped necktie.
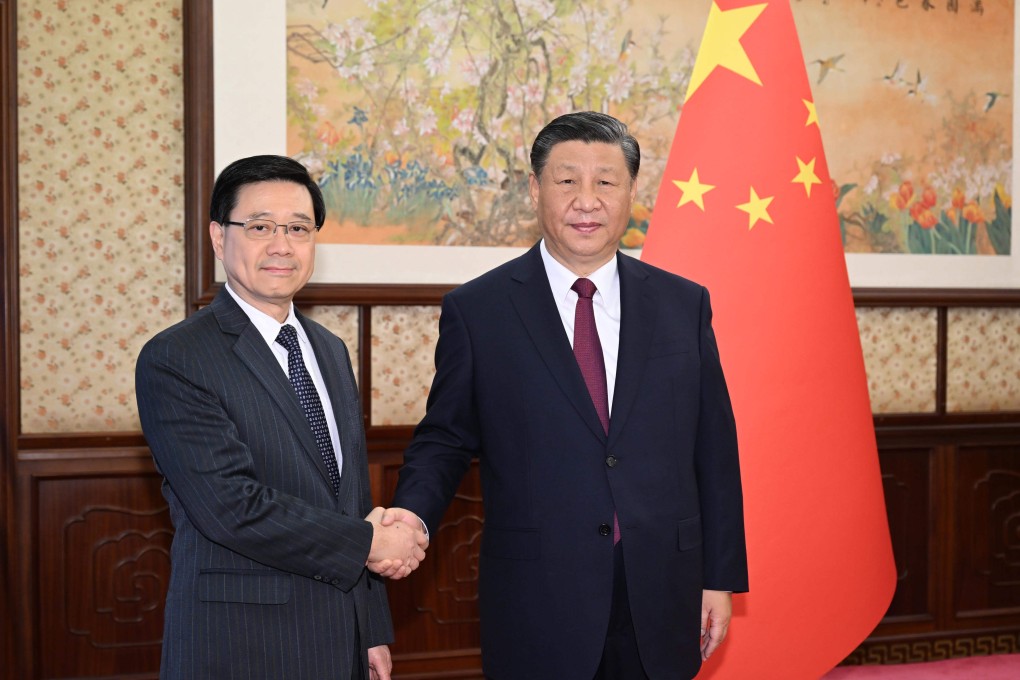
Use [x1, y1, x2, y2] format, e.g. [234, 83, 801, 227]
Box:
[276, 324, 340, 495]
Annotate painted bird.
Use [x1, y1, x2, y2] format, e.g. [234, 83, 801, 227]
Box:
[985, 91, 1009, 112]
[811, 54, 844, 84]
[904, 69, 925, 97]
[882, 61, 904, 85]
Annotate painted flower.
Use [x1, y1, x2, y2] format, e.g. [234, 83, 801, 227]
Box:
[417, 107, 438, 136]
[605, 68, 634, 103]
[621, 227, 645, 248]
[863, 174, 879, 195]
[567, 63, 588, 96]
[452, 108, 475, 136]
[890, 181, 914, 210]
[951, 187, 966, 209]
[962, 202, 985, 224]
[995, 183, 1011, 209]
[316, 121, 340, 147]
[461, 56, 491, 87]
[920, 186, 937, 209]
[348, 107, 368, 127]
[424, 46, 449, 78]
[295, 78, 318, 100]
[915, 209, 937, 229]
[523, 81, 544, 105]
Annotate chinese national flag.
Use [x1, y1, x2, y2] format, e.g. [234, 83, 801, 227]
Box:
[641, 1, 897, 677]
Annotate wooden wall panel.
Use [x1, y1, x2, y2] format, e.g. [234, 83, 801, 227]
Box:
[12, 435, 1018, 677]
[845, 429, 1020, 665]
[880, 447, 933, 623]
[15, 450, 166, 680]
[954, 444, 1020, 621]
[383, 461, 484, 677]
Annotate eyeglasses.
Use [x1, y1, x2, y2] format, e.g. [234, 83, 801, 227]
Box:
[222, 218, 321, 242]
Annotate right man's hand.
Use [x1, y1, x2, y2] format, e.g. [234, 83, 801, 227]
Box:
[365, 507, 428, 579]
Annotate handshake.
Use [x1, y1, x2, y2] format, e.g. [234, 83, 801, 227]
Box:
[365, 507, 430, 580]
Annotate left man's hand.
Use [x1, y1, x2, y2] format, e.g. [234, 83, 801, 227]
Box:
[367, 644, 392, 680]
[700, 589, 733, 661]
[364, 507, 429, 579]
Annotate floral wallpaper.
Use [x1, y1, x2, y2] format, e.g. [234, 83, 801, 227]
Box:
[856, 308, 938, 414]
[13, 0, 1020, 435]
[304, 305, 360, 382]
[370, 306, 440, 426]
[18, 0, 184, 433]
[946, 308, 1020, 412]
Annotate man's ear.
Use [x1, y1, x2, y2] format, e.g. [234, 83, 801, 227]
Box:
[528, 172, 540, 208]
[209, 221, 224, 260]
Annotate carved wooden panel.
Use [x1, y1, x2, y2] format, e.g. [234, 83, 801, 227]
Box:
[9, 437, 1020, 678]
[954, 444, 1020, 620]
[879, 447, 934, 622]
[16, 451, 168, 679]
[381, 460, 484, 674]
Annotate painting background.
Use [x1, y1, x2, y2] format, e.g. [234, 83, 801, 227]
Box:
[286, 0, 1012, 258]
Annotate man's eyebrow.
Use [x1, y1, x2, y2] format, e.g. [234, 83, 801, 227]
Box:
[244, 210, 315, 221]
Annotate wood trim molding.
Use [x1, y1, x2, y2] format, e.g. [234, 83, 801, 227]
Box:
[17, 432, 150, 452]
[1, 0, 19, 673]
[852, 288, 1020, 306]
[182, 0, 215, 313]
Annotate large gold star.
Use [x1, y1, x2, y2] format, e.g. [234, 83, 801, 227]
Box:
[803, 99, 819, 127]
[736, 187, 774, 229]
[686, 2, 768, 100]
[792, 156, 822, 197]
[672, 168, 715, 211]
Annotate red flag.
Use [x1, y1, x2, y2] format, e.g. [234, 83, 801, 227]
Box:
[641, 1, 896, 677]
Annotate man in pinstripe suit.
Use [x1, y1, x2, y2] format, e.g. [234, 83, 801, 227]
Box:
[136, 155, 427, 679]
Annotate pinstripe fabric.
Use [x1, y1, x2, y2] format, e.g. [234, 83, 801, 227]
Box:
[136, 288, 392, 679]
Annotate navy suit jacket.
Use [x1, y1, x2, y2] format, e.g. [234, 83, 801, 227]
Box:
[393, 244, 748, 679]
[136, 288, 392, 679]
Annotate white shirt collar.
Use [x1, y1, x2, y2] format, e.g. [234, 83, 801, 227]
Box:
[224, 283, 306, 348]
[539, 239, 620, 310]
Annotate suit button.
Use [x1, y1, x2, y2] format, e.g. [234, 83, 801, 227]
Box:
[606, 455, 617, 468]
[313, 575, 322, 581]
[331, 578, 340, 585]
[599, 523, 612, 536]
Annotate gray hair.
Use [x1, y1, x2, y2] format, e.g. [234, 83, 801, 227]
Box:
[530, 111, 640, 180]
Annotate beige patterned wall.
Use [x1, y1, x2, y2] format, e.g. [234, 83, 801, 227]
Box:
[857, 308, 938, 414]
[18, 0, 184, 433]
[370, 306, 441, 426]
[305, 305, 360, 382]
[947, 308, 1020, 412]
[14, 1, 1020, 435]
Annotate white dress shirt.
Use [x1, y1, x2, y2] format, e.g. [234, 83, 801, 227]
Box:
[225, 283, 344, 474]
[539, 240, 621, 414]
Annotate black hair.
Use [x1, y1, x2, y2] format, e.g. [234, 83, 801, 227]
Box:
[209, 155, 326, 226]
[529, 111, 640, 180]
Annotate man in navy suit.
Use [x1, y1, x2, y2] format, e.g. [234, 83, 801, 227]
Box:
[136, 155, 427, 679]
[388, 112, 748, 679]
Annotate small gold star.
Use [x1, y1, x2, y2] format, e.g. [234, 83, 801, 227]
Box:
[803, 99, 819, 127]
[672, 168, 716, 211]
[736, 187, 774, 229]
[792, 156, 822, 197]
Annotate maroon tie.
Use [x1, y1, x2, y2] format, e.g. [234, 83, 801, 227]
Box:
[571, 278, 620, 543]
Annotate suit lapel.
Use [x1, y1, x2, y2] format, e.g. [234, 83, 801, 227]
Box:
[300, 313, 361, 505]
[608, 253, 657, 447]
[212, 290, 335, 493]
[509, 245, 608, 442]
